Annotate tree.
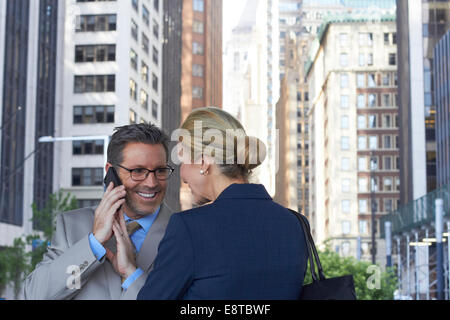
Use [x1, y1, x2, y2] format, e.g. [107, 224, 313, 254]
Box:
[0, 190, 78, 299]
[303, 245, 397, 300]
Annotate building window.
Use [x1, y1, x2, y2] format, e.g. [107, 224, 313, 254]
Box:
[371, 177, 379, 192]
[141, 61, 149, 83]
[152, 46, 159, 65]
[369, 136, 378, 149]
[357, 73, 365, 87]
[370, 156, 378, 170]
[130, 49, 138, 70]
[359, 53, 365, 66]
[359, 200, 368, 214]
[142, 5, 149, 25]
[73, 105, 115, 124]
[340, 74, 349, 88]
[384, 199, 393, 213]
[193, 86, 203, 99]
[193, 20, 204, 34]
[76, 14, 117, 32]
[132, 0, 138, 12]
[368, 74, 376, 87]
[358, 135, 367, 149]
[73, 140, 104, 155]
[358, 177, 368, 192]
[367, 53, 373, 66]
[153, 0, 159, 12]
[339, 33, 348, 46]
[384, 177, 393, 191]
[368, 94, 376, 107]
[341, 136, 350, 150]
[152, 100, 158, 119]
[72, 168, 103, 186]
[341, 115, 349, 129]
[382, 73, 391, 86]
[142, 33, 149, 54]
[193, 64, 204, 77]
[342, 221, 351, 234]
[341, 95, 349, 108]
[342, 242, 350, 256]
[77, 199, 101, 208]
[341, 157, 350, 171]
[193, 42, 204, 55]
[150, 73, 158, 92]
[358, 157, 367, 171]
[358, 115, 366, 129]
[359, 220, 368, 234]
[384, 135, 392, 149]
[342, 179, 350, 193]
[342, 200, 350, 214]
[193, 0, 204, 12]
[74, 75, 115, 93]
[130, 78, 137, 100]
[368, 114, 377, 128]
[75, 45, 116, 62]
[140, 89, 148, 110]
[129, 109, 137, 123]
[340, 53, 348, 67]
[131, 19, 138, 40]
[384, 156, 392, 170]
[153, 19, 159, 39]
[357, 94, 365, 108]
[389, 53, 396, 65]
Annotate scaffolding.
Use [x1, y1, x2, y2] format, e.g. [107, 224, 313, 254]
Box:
[380, 183, 450, 300]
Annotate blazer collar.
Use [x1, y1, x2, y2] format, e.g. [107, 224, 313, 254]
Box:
[215, 183, 272, 201]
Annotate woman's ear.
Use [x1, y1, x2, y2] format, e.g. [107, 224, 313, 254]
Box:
[201, 154, 215, 175]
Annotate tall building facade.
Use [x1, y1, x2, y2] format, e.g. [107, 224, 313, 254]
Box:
[223, 0, 279, 196]
[307, 16, 400, 262]
[0, 0, 59, 246]
[397, 0, 450, 205]
[179, 0, 223, 210]
[55, 0, 164, 205]
[435, 28, 450, 188]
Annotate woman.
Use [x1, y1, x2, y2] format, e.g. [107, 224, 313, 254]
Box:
[137, 107, 308, 300]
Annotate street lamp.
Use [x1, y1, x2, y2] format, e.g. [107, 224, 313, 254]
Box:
[38, 135, 110, 176]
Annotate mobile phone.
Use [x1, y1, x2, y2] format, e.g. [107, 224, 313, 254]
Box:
[103, 167, 122, 188]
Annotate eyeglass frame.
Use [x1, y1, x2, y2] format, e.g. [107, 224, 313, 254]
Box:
[115, 163, 175, 181]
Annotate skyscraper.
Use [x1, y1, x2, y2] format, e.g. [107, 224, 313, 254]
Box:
[0, 0, 59, 246]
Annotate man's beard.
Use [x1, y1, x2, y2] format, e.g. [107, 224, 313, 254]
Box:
[125, 188, 162, 217]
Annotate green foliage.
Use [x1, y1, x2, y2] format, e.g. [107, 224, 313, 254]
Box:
[304, 245, 397, 300]
[0, 190, 78, 298]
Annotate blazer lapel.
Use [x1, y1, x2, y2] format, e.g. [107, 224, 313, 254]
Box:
[136, 202, 174, 272]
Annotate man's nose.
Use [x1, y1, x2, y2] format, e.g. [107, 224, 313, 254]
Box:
[141, 171, 159, 187]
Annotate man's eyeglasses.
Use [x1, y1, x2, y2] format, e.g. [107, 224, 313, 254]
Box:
[116, 164, 175, 181]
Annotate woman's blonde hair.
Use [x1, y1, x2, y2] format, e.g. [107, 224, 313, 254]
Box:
[180, 107, 266, 180]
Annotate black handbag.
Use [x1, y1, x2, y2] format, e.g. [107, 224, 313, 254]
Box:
[289, 209, 357, 300]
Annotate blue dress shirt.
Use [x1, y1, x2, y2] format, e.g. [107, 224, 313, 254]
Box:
[89, 206, 160, 290]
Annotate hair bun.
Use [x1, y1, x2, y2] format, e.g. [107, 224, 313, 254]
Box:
[238, 135, 266, 171]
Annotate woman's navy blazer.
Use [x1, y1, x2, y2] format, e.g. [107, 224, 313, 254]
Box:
[137, 183, 308, 300]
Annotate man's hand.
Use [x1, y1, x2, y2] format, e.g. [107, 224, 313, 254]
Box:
[93, 182, 126, 244]
[106, 212, 137, 279]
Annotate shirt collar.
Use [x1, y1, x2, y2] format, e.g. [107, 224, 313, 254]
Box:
[215, 183, 272, 201]
[124, 206, 161, 233]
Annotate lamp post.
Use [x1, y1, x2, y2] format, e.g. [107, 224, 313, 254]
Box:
[38, 135, 110, 176]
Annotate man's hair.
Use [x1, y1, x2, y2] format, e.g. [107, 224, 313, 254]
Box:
[107, 123, 169, 165]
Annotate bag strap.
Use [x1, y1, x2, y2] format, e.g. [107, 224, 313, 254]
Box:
[289, 209, 326, 281]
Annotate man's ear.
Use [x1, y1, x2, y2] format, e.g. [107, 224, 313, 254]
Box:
[105, 162, 113, 172]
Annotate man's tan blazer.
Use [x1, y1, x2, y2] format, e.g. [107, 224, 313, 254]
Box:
[22, 202, 174, 300]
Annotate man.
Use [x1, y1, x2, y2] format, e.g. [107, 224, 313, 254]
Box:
[23, 124, 175, 299]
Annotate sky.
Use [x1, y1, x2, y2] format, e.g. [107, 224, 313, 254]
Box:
[222, 0, 247, 45]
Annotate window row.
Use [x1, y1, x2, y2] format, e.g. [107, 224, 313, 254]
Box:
[339, 52, 396, 67]
[132, 0, 159, 14]
[76, 14, 116, 32]
[339, 32, 396, 47]
[74, 75, 115, 93]
[72, 168, 103, 186]
[130, 78, 158, 107]
[75, 44, 116, 63]
[357, 155, 400, 172]
[358, 197, 400, 215]
[339, 72, 398, 89]
[357, 134, 399, 150]
[356, 176, 400, 193]
[73, 105, 115, 124]
[73, 140, 105, 155]
[357, 113, 399, 129]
